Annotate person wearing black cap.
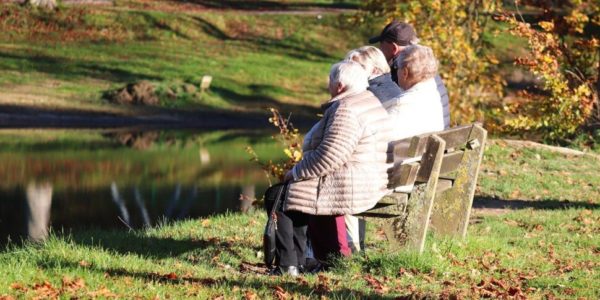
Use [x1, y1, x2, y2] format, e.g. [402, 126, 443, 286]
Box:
[370, 20, 450, 129]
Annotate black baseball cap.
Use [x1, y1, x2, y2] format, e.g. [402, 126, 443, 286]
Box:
[369, 20, 417, 45]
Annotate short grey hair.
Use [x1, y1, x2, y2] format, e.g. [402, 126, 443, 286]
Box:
[397, 45, 438, 84]
[344, 46, 391, 78]
[329, 60, 369, 93]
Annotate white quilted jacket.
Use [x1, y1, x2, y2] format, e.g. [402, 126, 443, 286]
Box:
[285, 90, 393, 215]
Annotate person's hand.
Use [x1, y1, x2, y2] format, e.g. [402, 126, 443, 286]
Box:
[283, 170, 294, 182]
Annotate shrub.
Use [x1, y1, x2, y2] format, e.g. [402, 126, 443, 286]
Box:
[497, 1, 599, 143]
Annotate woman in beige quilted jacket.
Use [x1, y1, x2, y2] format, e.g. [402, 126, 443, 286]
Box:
[278, 60, 393, 268]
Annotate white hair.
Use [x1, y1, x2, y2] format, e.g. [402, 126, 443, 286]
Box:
[397, 45, 438, 85]
[329, 61, 369, 94]
[344, 46, 391, 79]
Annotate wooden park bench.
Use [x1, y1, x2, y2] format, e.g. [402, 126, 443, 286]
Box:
[358, 124, 487, 253]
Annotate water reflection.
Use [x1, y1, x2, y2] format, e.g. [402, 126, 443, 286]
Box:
[105, 131, 161, 150]
[0, 129, 279, 244]
[25, 182, 53, 242]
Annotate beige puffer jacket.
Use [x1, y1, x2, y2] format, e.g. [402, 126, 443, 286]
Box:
[284, 90, 393, 215]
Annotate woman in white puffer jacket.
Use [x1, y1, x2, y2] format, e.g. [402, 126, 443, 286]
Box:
[386, 45, 444, 140]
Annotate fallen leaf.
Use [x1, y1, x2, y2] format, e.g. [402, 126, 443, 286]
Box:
[510, 189, 521, 199]
[79, 260, 91, 267]
[364, 275, 389, 294]
[272, 286, 289, 300]
[32, 281, 59, 299]
[87, 286, 117, 298]
[314, 274, 331, 294]
[490, 278, 507, 290]
[0, 295, 15, 300]
[62, 276, 85, 292]
[295, 277, 309, 286]
[243, 290, 257, 300]
[9, 283, 26, 291]
[562, 288, 576, 295]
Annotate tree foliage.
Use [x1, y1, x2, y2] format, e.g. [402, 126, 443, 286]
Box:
[246, 108, 302, 185]
[497, 0, 599, 142]
[359, 0, 504, 126]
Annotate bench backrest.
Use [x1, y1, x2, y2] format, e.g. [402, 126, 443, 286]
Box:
[388, 124, 486, 189]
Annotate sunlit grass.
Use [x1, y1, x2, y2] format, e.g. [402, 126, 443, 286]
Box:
[0, 3, 367, 116]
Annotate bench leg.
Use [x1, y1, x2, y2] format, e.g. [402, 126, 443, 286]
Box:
[429, 126, 487, 238]
[384, 135, 445, 253]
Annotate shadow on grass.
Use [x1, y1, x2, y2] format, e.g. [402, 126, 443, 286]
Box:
[210, 84, 320, 119]
[473, 196, 600, 210]
[69, 230, 252, 259]
[0, 101, 319, 129]
[0, 50, 162, 83]
[190, 16, 339, 62]
[181, 0, 359, 10]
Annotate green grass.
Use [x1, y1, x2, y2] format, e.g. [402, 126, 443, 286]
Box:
[0, 3, 368, 116]
[479, 142, 600, 202]
[1, 142, 598, 298]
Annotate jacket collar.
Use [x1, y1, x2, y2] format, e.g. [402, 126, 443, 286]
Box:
[402, 77, 436, 94]
[321, 89, 364, 109]
[368, 73, 391, 86]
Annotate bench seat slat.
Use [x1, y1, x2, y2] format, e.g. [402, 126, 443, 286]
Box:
[439, 151, 465, 175]
[390, 162, 420, 188]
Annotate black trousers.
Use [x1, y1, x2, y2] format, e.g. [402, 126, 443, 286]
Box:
[275, 209, 308, 268]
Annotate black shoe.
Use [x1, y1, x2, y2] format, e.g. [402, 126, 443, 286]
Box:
[300, 258, 324, 274]
[269, 266, 299, 276]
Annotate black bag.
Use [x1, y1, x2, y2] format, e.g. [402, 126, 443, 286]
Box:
[263, 182, 287, 268]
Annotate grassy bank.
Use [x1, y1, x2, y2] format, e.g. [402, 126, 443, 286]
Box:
[0, 1, 367, 117]
[1, 142, 598, 299]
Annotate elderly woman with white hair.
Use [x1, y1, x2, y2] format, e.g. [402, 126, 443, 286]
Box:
[272, 61, 392, 275]
[343, 46, 402, 253]
[345, 46, 402, 105]
[387, 45, 444, 140]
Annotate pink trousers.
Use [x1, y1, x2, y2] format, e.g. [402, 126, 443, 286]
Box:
[308, 215, 351, 262]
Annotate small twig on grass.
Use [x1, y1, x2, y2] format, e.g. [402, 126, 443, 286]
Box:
[117, 216, 134, 231]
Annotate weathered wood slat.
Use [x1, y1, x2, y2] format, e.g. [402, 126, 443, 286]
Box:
[390, 163, 420, 187]
[407, 135, 428, 157]
[392, 138, 412, 158]
[358, 212, 402, 218]
[436, 178, 454, 193]
[356, 193, 409, 217]
[415, 134, 443, 183]
[429, 124, 487, 238]
[433, 125, 473, 149]
[385, 135, 446, 253]
[439, 151, 465, 175]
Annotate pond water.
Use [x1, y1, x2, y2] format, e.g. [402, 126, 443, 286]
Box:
[0, 129, 284, 244]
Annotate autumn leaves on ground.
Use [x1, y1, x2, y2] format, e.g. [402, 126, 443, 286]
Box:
[0, 0, 599, 299]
